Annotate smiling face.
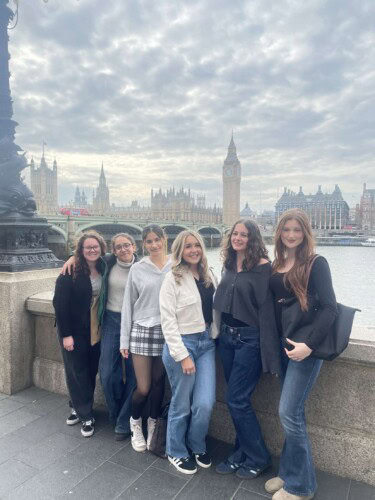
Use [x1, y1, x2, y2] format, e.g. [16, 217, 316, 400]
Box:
[182, 234, 202, 269]
[82, 237, 101, 264]
[230, 223, 249, 253]
[281, 218, 304, 250]
[144, 231, 165, 256]
[113, 236, 136, 263]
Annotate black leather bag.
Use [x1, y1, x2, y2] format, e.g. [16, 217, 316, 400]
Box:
[310, 302, 360, 360]
[280, 255, 360, 361]
[148, 403, 169, 458]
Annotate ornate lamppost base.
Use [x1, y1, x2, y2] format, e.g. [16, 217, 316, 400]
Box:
[0, 214, 63, 271]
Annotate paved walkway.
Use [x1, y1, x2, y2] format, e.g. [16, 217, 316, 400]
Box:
[0, 387, 373, 500]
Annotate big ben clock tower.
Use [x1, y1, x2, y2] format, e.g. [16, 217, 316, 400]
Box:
[223, 134, 241, 226]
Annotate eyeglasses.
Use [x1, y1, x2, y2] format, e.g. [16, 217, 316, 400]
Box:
[83, 245, 100, 252]
[115, 243, 133, 251]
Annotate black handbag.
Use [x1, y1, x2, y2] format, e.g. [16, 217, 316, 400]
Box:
[311, 302, 360, 360]
[148, 403, 169, 458]
[281, 255, 360, 361]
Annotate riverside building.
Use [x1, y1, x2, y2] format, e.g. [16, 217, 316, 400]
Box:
[275, 185, 349, 230]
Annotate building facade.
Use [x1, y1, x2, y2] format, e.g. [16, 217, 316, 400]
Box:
[30, 155, 58, 215]
[275, 185, 349, 229]
[111, 187, 222, 224]
[359, 183, 375, 231]
[222, 135, 241, 226]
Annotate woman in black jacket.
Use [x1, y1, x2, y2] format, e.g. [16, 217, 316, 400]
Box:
[62, 233, 139, 441]
[214, 219, 281, 479]
[53, 230, 106, 438]
[266, 209, 337, 500]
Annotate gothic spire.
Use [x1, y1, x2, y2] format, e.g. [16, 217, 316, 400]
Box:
[225, 133, 238, 162]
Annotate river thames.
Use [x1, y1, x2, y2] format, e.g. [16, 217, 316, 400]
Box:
[206, 245, 374, 327]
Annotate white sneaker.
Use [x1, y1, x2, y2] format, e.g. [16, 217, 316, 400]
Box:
[146, 417, 157, 450]
[130, 417, 146, 452]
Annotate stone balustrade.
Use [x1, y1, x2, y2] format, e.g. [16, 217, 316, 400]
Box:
[21, 290, 375, 487]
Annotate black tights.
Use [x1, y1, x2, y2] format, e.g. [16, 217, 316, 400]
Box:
[131, 354, 166, 420]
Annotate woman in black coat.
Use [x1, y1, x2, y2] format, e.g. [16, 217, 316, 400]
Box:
[53, 230, 106, 438]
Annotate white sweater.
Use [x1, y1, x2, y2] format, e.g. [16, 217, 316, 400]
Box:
[120, 256, 172, 350]
[159, 268, 219, 362]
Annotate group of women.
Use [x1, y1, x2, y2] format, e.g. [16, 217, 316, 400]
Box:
[53, 208, 337, 500]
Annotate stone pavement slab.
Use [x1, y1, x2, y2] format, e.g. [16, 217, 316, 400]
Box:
[0, 387, 373, 500]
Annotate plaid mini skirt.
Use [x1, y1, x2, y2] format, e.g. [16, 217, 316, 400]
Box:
[129, 323, 164, 357]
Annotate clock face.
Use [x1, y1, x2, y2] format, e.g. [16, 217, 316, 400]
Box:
[224, 167, 233, 177]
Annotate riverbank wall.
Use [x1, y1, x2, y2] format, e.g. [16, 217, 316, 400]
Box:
[20, 288, 375, 487]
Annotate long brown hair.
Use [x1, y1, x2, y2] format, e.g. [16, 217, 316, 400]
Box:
[272, 209, 316, 311]
[74, 230, 106, 278]
[171, 230, 212, 287]
[221, 219, 269, 271]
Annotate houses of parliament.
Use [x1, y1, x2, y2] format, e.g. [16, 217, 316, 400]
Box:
[30, 136, 243, 227]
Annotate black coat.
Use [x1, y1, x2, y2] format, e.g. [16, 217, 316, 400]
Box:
[53, 258, 107, 338]
[277, 256, 337, 351]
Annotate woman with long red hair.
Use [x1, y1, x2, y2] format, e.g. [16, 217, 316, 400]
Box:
[266, 209, 337, 500]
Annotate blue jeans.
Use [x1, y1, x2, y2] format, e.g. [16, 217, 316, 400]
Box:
[99, 311, 136, 434]
[162, 329, 216, 458]
[278, 353, 323, 496]
[218, 323, 271, 469]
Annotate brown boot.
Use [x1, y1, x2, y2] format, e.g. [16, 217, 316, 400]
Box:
[272, 488, 314, 500]
[265, 477, 284, 494]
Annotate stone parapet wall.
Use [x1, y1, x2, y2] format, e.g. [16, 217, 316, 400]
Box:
[25, 291, 375, 486]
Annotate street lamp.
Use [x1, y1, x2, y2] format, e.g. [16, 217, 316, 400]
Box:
[0, 0, 62, 270]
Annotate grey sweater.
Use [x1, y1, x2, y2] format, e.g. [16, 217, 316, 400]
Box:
[120, 256, 172, 350]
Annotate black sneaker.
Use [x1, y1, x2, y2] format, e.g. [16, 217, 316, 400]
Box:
[215, 459, 242, 475]
[194, 452, 212, 468]
[81, 419, 95, 437]
[168, 455, 197, 475]
[66, 409, 80, 426]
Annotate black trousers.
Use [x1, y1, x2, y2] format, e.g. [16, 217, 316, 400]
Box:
[59, 334, 101, 421]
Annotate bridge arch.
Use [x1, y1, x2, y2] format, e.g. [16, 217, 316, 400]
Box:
[162, 224, 189, 236]
[47, 225, 68, 260]
[73, 223, 143, 253]
[75, 222, 143, 237]
[161, 224, 189, 251]
[197, 226, 222, 248]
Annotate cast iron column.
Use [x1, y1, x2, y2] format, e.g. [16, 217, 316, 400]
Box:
[0, 0, 62, 271]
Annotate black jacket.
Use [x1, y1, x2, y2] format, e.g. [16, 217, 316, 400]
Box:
[277, 256, 337, 351]
[53, 258, 106, 338]
[214, 262, 282, 375]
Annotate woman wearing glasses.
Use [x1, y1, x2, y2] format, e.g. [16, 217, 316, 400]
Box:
[53, 231, 107, 438]
[61, 232, 139, 441]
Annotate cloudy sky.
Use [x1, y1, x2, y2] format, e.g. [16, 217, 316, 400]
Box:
[8, 0, 375, 211]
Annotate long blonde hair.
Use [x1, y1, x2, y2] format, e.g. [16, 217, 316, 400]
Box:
[272, 209, 316, 311]
[171, 230, 212, 287]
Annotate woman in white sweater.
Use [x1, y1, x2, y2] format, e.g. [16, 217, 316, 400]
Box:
[120, 225, 171, 452]
[159, 230, 218, 475]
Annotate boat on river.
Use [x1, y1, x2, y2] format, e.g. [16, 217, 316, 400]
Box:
[361, 238, 375, 247]
[316, 235, 366, 246]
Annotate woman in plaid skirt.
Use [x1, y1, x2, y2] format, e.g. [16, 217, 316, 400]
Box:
[120, 224, 172, 452]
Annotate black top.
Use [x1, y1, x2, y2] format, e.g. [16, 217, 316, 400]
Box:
[269, 256, 337, 350]
[214, 262, 281, 375]
[221, 313, 249, 327]
[194, 278, 214, 324]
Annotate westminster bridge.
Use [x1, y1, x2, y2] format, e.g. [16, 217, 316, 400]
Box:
[46, 215, 228, 259]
